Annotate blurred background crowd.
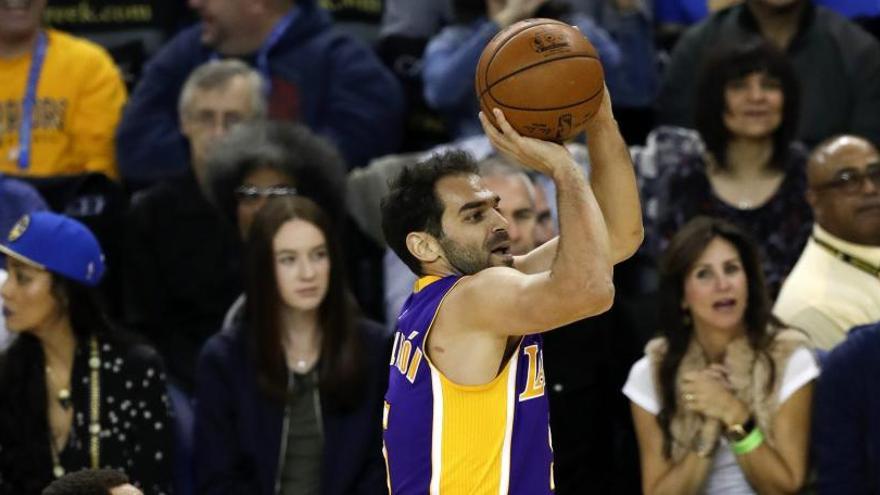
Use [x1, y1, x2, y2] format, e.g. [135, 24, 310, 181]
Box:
[1, 0, 880, 493]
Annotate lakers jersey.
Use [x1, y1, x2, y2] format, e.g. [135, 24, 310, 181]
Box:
[383, 275, 554, 494]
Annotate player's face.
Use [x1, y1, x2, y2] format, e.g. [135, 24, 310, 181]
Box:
[682, 237, 749, 337]
[810, 141, 880, 245]
[483, 174, 537, 255]
[723, 71, 784, 140]
[0, 0, 44, 41]
[1, 257, 64, 334]
[273, 219, 331, 313]
[436, 174, 513, 275]
[181, 75, 259, 175]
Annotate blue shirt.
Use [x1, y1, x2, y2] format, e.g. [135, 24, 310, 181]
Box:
[655, 0, 708, 25]
[657, 0, 880, 24]
[815, 0, 880, 18]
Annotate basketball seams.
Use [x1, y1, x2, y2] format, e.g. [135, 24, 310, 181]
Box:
[490, 84, 604, 112]
[478, 19, 572, 96]
[475, 18, 605, 142]
[480, 54, 601, 99]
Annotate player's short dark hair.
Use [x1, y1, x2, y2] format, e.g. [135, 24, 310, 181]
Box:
[42, 468, 130, 495]
[694, 39, 800, 170]
[381, 150, 479, 275]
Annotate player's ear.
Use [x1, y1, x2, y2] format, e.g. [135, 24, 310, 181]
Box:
[406, 232, 442, 264]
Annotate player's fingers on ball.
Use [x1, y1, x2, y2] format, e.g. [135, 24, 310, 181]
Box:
[492, 109, 519, 138]
[479, 112, 505, 141]
[478, 110, 495, 130]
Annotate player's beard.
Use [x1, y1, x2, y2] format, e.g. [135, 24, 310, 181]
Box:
[439, 231, 512, 275]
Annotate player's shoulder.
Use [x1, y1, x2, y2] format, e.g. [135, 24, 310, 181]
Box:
[445, 266, 530, 301]
[438, 268, 529, 325]
[461, 265, 524, 284]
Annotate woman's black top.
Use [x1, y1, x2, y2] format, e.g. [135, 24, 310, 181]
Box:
[0, 335, 174, 494]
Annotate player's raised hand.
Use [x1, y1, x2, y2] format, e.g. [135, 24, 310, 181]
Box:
[584, 83, 615, 131]
[480, 108, 573, 177]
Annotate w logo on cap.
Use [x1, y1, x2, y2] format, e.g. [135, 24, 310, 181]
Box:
[8, 215, 29, 242]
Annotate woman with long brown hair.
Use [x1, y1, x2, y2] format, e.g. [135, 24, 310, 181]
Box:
[624, 217, 817, 494]
[194, 196, 388, 494]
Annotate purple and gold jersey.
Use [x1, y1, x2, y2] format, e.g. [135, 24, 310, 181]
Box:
[383, 275, 554, 494]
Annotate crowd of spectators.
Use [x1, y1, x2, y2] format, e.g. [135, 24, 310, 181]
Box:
[2, 0, 880, 493]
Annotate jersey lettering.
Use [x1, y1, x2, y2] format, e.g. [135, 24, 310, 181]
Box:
[391, 332, 424, 383]
[518, 344, 546, 402]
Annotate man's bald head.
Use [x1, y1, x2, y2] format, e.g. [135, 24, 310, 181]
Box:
[807, 135, 880, 246]
[808, 136, 877, 184]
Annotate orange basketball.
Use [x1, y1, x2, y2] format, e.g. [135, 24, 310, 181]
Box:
[475, 18, 605, 142]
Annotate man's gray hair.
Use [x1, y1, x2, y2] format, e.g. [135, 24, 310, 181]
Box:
[178, 59, 267, 118]
[478, 155, 537, 202]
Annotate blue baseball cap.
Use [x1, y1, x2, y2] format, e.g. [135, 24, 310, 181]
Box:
[0, 212, 106, 287]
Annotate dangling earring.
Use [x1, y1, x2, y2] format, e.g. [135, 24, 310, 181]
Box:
[682, 311, 691, 327]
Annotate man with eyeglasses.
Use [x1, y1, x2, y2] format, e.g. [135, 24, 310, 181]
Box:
[774, 135, 880, 350]
[122, 60, 265, 393]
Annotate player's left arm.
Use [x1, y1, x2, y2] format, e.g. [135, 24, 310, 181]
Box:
[514, 86, 643, 274]
[584, 85, 643, 264]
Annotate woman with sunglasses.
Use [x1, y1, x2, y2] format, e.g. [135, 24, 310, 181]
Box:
[194, 196, 388, 494]
[0, 213, 172, 494]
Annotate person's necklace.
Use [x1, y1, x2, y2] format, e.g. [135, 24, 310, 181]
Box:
[45, 365, 72, 410]
[49, 335, 102, 479]
[288, 348, 319, 371]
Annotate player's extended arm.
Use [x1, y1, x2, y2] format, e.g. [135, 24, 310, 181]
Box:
[446, 109, 615, 336]
[514, 86, 642, 274]
[586, 86, 643, 263]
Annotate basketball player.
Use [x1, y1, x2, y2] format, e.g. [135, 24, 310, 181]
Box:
[380, 88, 643, 494]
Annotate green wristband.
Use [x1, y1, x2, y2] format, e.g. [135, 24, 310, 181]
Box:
[731, 427, 764, 455]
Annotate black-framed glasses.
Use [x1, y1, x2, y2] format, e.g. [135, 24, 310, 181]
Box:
[812, 163, 880, 195]
[234, 185, 298, 202]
